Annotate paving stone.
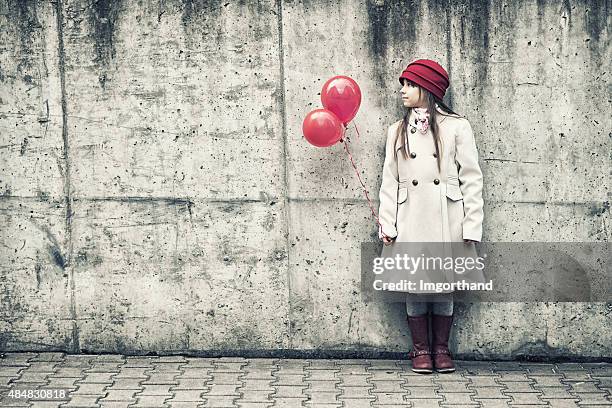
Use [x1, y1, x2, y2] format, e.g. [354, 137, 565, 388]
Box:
[403, 376, 438, 387]
[368, 371, 401, 381]
[535, 386, 575, 399]
[562, 372, 595, 381]
[71, 382, 109, 395]
[0, 353, 38, 366]
[0, 367, 27, 377]
[339, 399, 379, 408]
[130, 394, 171, 407]
[463, 375, 502, 387]
[432, 372, 470, 381]
[31, 354, 66, 363]
[28, 363, 59, 372]
[14, 371, 54, 383]
[270, 385, 307, 398]
[175, 402, 217, 408]
[337, 385, 375, 399]
[494, 362, 529, 371]
[408, 398, 443, 408]
[104, 377, 144, 390]
[99, 402, 139, 408]
[570, 392, 611, 404]
[472, 398, 512, 407]
[306, 360, 336, 370]
[271, 374, 306, 386]
[581, 364, 612, 376]
[405, 386, 439, 398]
[557, 363, 587, 371]
[338, 374, 371, 387]
[371, 392, 406, 404]
[563, 380, 602, 392]
[303, 391, 341, 404]
[85, 364, 122, 373]
[335, 364, 370, 375]
[173, 378, 212, 389]
[212, 362, 247, 373]
[520, 363, 558, 375]
[504, 391, 545, 404]
[207, 373, 242, 385]
[235, 390, 272, 403]
[113, 368, 150, 379]
[42, 377, 80, 390]
[496, 372, 532, 382]
[528, 375, 566, 386]
[59, 394, 102, 407]
[255, 397, 304, 408]
[94, 356, 124, 363]
[168, 390, 207, 402]
[63, 356, 94, 368]
[178, 368, 213, 379]
[51, 367, 87, 378]
[439, 405, 479, 408]
[304, 369, 338, 381]
[438, 392, 478, 404]
[204, 384, 242, 398]
[77, 373, 116, 384]
[535, 399, 580, 407]
[369, 379, 405, 392]
[137, 384, 174, 395]
[30, 402, 66, 408]
[366, 360, 401, 370]
[305, 380, 339, 392]
[499, 382, 537, 393]
[470, 386, 510, 399]
[436, 381, 470, 392]
[142, 374, 180, 385]
[183, 359, 215, 368]
[99, 388, 139, 401]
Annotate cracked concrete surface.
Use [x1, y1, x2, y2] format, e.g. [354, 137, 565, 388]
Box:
[0, 1, 610, 358]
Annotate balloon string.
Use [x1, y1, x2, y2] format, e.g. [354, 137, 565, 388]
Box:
[353, 121, 361, 141]
[340, 129, 390, 240]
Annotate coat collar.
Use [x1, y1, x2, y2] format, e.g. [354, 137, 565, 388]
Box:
[407, 104, 456, 130]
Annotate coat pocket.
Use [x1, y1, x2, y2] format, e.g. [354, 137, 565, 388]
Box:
[397, 187, 408, 204]
[446, 181, 463, 201]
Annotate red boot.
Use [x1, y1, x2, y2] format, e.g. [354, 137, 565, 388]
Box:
[431, 314, 456, 373]
[406, 315, 433, 374]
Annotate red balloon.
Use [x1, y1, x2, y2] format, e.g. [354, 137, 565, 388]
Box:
[302, 109, 345, 148]
[321, 76, 362, 125]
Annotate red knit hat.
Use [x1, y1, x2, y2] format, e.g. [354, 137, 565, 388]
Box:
[399, 59, 449, 101]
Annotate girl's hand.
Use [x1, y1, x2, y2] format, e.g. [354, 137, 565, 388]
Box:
[382, 235, 395, 245]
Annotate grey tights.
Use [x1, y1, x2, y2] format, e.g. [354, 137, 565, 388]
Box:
[406, 294, 454, 316]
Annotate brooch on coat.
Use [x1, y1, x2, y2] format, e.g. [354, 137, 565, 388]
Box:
[410, 107, 430, 134]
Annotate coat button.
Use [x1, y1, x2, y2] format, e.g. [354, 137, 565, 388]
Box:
[410, 152, 416, 158]
[412, 179, 418, 186]
[433, 152, 438, 158]
[410, 127, 416, 134]
[434, 178, 440, 185]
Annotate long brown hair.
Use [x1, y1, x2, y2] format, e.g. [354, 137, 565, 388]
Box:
[395, 79, 463, 173]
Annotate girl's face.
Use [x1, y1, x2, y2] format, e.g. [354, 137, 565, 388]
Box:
[400, 79, 427, 108]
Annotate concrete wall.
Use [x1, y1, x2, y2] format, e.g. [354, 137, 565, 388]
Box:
[0, 0, 609, 359]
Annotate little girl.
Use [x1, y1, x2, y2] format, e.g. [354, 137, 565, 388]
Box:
[377, 59, 484, 373]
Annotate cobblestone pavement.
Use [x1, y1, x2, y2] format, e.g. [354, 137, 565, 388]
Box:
[0, 353, 610, 407]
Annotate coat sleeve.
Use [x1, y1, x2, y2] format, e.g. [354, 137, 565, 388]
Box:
[378, 125, 399, 240]
[455, 119, 484, 242]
